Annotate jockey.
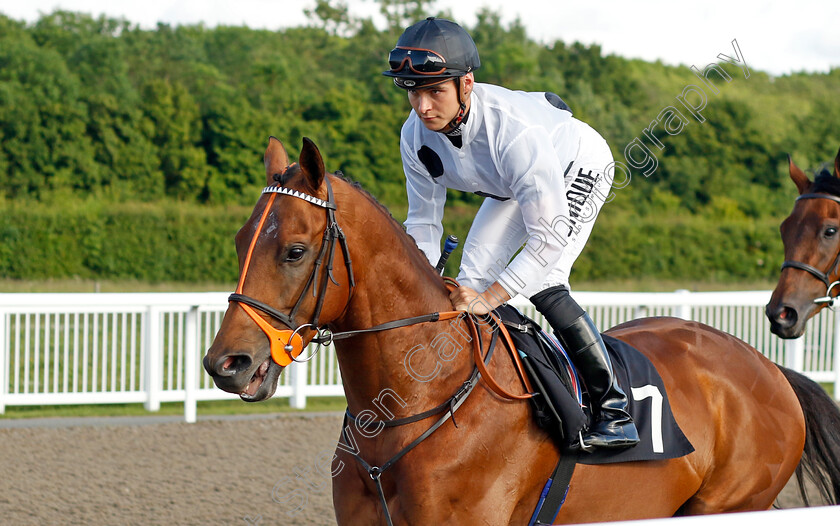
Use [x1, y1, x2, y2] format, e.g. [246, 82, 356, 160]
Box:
[384, 17, 639, 449]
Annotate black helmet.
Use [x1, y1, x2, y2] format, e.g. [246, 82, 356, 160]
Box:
[383, 17, 480, 89]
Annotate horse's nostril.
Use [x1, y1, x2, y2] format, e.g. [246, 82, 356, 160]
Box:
[773, 305, 798, 328]
[214, 354, 253, 377]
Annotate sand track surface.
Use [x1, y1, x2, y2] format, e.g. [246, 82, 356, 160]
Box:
[0, 412, 814, 525]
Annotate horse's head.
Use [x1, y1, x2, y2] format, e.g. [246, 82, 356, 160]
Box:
[767, 148, 840, 338]
[203, 137, 354, 401]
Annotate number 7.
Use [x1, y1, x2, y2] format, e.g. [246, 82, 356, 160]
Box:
[631, 385, 664, 453]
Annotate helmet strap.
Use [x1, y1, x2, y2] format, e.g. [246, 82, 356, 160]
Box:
[441, 77, 468, 135]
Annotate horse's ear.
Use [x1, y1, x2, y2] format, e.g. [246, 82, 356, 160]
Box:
[834, 147, 840, 179]
[264, 136, 290, 186]
[788, 154, 811, 195]
[299, 137, 325, 192]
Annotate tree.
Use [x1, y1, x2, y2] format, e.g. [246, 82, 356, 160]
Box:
[86, 92, 163, 199]
[305, 0, 357, 36]
[0, 15, 99, 198]
[377, 0, 437, 33]
[470, 9, 540, 89]
[141, 79, 206, 199]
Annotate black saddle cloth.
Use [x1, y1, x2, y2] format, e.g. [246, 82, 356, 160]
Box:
[495, 305, 694, 465]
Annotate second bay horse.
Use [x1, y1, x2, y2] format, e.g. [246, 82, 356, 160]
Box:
[768, 148, 840, 338]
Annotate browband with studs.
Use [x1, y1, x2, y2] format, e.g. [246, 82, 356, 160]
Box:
[262, 185, 336, 209]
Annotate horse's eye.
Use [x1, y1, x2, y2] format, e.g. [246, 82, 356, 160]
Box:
[285, 247, 306, 262]
[825, 227, 838, 238]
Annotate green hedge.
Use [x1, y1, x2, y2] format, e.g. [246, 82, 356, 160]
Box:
[0, 200, 249, 282]
[0, 201, 784, 283]
[575, 214, 783, 282]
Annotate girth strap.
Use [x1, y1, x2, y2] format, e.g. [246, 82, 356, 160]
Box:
[530, 450, 579, 525]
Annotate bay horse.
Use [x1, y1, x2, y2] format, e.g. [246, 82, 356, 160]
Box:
[767, 148, 840, 339]
[205, 137, 840, 524]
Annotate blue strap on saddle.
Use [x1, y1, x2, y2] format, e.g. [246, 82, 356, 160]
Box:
[527, 450, 579, 525]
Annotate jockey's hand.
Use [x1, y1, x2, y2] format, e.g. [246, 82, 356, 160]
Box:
[449, 283, 511, 315]
[449, 286, 490, 315]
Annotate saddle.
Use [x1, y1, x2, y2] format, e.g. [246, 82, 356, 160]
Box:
[495, 305, 694, 464]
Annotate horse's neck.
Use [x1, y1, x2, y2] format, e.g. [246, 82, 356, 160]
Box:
[332, 184, 472, 414]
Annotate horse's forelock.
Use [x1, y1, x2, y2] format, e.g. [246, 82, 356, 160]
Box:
[811, 168, 840, 196]
[272, 163, 300, 186]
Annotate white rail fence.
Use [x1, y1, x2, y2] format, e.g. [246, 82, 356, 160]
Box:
[0, 290, 837, 423]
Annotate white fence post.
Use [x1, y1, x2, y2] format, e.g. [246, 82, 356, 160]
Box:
[144, 306, 161, 412]
[0, 312, 6, 414]
[184, 306, 198, 423]
[289, 360, 308, 409]
[674, 289, 692, 320]
[785, 337, 805, 374]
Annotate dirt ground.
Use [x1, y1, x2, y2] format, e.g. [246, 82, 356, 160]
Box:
[0, 413, 345, 526]
[0, 412, 817, 526]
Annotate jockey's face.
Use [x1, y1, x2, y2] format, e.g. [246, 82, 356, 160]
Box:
[407, 73, 473, 132]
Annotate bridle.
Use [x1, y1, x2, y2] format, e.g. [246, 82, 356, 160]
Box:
[780, 192, 840, 307]
[228, 175, 355, 366]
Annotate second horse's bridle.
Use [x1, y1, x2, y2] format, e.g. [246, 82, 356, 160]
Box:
[780, 192, 840, 307]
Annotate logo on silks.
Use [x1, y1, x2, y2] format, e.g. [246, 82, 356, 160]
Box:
[403, 79, 416, 87]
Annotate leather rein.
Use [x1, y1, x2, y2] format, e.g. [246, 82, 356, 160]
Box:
[780, 193, 840, 307]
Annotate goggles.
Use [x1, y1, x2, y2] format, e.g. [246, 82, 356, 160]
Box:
[388, 47, 464, 75]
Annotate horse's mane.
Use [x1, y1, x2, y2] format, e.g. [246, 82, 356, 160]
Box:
[334, 172, 401, 226]
[281, 164, 405, 235]
[811, 168, 840, 196]
[331, 172, 430, 260]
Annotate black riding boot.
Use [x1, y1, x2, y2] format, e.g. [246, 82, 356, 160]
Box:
[531, 286, 639, 449]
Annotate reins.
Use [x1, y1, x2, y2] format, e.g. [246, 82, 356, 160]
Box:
[780, 192, 840, 307]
